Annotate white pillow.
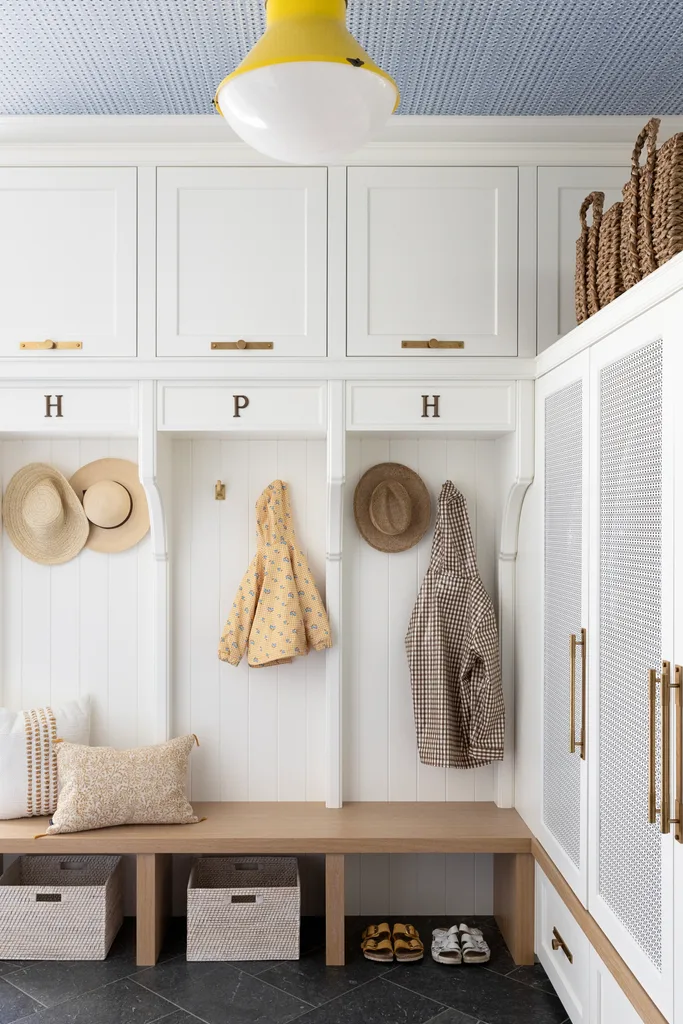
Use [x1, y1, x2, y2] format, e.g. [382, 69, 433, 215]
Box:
[0, 698, 90, 820]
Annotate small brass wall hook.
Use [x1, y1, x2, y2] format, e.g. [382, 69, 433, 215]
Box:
[215, 481, 226, 501]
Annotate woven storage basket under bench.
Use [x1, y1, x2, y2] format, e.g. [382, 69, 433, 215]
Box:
[0, 855, 123, 960]
[187, 856, 300, 961]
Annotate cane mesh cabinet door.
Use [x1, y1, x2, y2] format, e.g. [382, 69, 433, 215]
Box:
[536, 351, 590, 904]
[0, 168, 137, 357]
[157, 167, 327, 357]
[587, 308, 675, 1019]
[347, 166, 518, 356]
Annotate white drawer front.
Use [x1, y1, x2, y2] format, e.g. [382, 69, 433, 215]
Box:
[347, 381, 516, 433]
[158, 383, 327, 433]
[0, 385, 138, 434]
[536, 865, 590, 1024]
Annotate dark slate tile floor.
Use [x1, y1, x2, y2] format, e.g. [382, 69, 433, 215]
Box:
[0, 916, 570, 1024]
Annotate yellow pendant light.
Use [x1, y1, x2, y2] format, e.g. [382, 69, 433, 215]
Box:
[214, 0, 399, 164]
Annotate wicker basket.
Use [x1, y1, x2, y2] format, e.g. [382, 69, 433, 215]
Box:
[0, 855, 123, 960]
[187, 856, 300, 961]
[621, 118, 660, 288]
[597, 200, 625, 309]
[575, 190, 603, 323]
[653, 130, 683, 266]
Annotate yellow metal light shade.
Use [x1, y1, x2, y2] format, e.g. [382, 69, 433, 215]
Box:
[214, 0, 399, 163]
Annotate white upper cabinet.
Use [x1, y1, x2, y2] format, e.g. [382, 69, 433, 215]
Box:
[156, 167, 327, 358]
[347, 166, 518, 357]
[537, 167, 627, 351]
[0, 168, 137, 358]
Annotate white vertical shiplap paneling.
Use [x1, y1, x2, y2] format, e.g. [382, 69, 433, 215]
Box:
[343, 437, 500, 915]
[170, 438, 328, 801]
[0, 438, 153, 748]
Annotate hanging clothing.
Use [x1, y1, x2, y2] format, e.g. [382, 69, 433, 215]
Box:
[218, 479, 332, 668]
[405, 481, 504, 768]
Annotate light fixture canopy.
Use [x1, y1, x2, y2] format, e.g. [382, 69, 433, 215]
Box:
[214, 0, 400, 164]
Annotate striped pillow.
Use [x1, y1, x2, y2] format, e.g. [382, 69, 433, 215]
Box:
[0, 698, 90, 820]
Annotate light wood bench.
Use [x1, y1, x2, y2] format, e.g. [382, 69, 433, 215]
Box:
[0, 802, 534, 968]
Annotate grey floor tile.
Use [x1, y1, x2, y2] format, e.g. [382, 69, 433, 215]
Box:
[294, 976, 444, 1023]
[0, 966, 23, 981]
[134, 958, 311, 1024]
[6, 956, 138, 1008]
[424, 1012, 479, 1024]
[10, 977, 174, 1024]
[0, 978, 41, 1024]
[388, 958, 568, 1024]
[260, 948, 393, 1007]
[155, 1013, 205, 1024]
[506, 964, 557, 995]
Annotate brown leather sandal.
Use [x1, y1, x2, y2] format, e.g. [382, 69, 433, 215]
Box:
[392, 922, 424, 962]
[361, 922, 394, 962]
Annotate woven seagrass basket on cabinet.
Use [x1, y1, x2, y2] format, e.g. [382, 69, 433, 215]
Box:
[597, 199, 625, 310]
[187, 856, 300, 961]
[575, 191, 603, 323]
[0, 855, 123, 960]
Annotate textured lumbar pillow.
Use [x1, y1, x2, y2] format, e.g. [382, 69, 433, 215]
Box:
[46, 734, 200, 834]
[0, 698, 90, 820]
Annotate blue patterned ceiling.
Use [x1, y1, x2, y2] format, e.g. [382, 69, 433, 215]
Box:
[2, 0, 683, 116]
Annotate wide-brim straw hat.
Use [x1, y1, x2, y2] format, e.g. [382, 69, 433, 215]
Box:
[3, 463, 90, 565]
[70, 458, 149, 553]
[354, 462, 431, 553]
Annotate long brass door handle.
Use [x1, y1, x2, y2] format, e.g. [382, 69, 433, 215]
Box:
[569, 629, 587, 759]
[649, 661, 672, 833]
[673, 665, 682, 843]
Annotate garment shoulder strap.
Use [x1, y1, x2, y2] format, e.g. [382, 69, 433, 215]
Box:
[430, 480, 478, 576]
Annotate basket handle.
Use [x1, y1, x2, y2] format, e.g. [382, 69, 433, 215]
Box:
[579, 190, 604, 232]
[229, 893, 264, 905]
[627, 117, 660, 279]
[35, 893, 62, 903]
[578, 191, 604, 316]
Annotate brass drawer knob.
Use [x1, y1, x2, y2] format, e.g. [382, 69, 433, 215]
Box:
[551, 927, 573, 963]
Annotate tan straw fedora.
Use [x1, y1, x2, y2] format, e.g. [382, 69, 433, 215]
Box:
[70, 459, 149, 553]
[3, 463, 89, 565]
[354, 462, 431, 553]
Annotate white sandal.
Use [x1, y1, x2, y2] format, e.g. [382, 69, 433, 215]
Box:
[431, 925, 462, 964]
[458, 923, 490, 963]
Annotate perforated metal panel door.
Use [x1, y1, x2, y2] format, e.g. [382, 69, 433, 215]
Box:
[597, 340, 663, 971]
[542, 377, 584, 875]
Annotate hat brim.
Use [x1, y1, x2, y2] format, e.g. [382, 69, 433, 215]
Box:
[354, 462, 431, 553]
[2, 463, 89, 565]
[70, 459, 149, 553]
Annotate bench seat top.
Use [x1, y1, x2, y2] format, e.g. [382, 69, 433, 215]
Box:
[0, 802, 532, 855]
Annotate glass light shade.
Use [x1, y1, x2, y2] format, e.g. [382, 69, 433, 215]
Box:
[216, 60, 397, 164]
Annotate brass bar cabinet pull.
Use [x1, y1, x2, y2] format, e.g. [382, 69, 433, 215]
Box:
[673, 665, 682, 843]
[569, 629, 587, 758]
[648, 661, 672, 832]
[401, 338, 465, 350]
[20, 339, 82, 350]
[211, 340, 274, 351]
[551, 927, 573, 964]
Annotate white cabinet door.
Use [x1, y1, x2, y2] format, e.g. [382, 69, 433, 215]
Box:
[537, 167, 627, 352]
[535, 865, 590, 1024]
[157, 167, 327, 358]
[0, 168, 137, 357]
[587, 308, 675, 1019]
[347, 166, 518, 356]
[589, 949, 642, 1024]
[671, 291, 683, 1024]
[535, 352, 590, 904]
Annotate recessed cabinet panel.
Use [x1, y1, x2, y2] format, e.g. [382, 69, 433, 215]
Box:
[157, 168, 327, 357]
[347, 167, 518, 356]
[537, 167, 627, 351]
[0, 385, 138, 434]
[536, 865, 590, 1024]
[347, 381, 515, 434]
[158, 383, 327, 433]
[0, 168, 137, 357]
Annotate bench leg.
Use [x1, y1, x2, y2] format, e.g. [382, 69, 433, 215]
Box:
[325, 854, 345, 966]
[136, 853, 172, 967]
[493, 852, 535, 966]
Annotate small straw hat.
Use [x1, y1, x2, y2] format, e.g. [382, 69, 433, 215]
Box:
[354, 462, 431, 553]
[69, 458, 149, 553]
[2, 463, 89, 565]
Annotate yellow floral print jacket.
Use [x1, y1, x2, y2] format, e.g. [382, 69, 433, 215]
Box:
[218, 480, 332, 668]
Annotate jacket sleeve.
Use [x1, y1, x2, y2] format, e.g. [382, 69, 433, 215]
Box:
[218, 555, 261, 666]
[466, 606, 505, 763]
[291, 547, 332, 652]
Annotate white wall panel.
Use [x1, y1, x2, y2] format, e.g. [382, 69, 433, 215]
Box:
[0, 437, 153, 749]
[170, 438, 328, 802]
[343, 436, 500, 914]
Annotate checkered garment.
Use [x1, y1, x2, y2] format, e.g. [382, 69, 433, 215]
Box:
[405, 481, 505, 768]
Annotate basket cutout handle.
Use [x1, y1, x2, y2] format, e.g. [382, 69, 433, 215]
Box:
[59, 861, 85, 870]
[627, 118, 661, 279]
[229, 893, 264, 905]
[36, 893, 61, 902]
[235, 862, 262, 871]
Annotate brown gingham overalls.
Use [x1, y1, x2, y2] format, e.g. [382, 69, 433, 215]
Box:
[405, 481, 505, 768]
